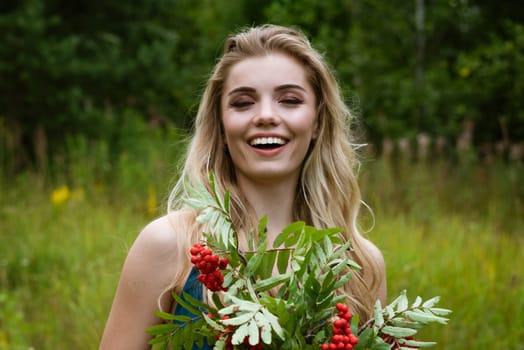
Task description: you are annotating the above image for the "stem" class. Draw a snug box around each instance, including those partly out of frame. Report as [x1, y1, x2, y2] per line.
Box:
[357, 318, 376, 335]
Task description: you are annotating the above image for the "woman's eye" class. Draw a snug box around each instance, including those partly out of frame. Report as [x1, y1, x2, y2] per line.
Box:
[230, 100, 253, 108]
[280, 98, 302, 105]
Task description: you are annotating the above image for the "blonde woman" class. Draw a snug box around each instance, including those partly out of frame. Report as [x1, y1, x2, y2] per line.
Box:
[100, 24, 386, 349]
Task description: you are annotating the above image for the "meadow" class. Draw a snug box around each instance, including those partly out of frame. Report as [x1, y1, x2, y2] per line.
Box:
[0, 126, 522, 349]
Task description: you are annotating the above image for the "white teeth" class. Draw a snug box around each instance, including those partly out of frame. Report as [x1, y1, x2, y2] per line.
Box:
[250, 137, 286, 146]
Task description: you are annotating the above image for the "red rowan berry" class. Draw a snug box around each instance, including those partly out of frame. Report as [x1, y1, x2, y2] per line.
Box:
[334, 318, 348, 329]
[190, 255, 201, 264]
[190, 243, 203, 255]
[200, 248, 212, 256]
[219, 257, 229, 269]
[336, 303, 348, 313]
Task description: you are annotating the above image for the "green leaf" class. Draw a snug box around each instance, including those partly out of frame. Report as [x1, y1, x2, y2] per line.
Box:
[170, 293, 200, 317]
[212, 293, 225, 310]
[202, 314, 225, 332]
[405, 310, 449, 324]
[255, 312, 273, 344]
[332, 272, 351, 289]
[291, 259, 300, 272]
[222, 311, 255, 326]
[385, 305, 395, 320]
[371, 343, 392, 350]
[248, 228, 256, 252]
[429, 307, 452, 316]
[381, 325, 418, 338]
[389, 318, 424, 329]
[276, 249, 291, 274]
[246, 250, 264, 276]
[262, 307, 284, 339]
[174, 291, 211, 315]
[422, 296, 440, 308]
[354, 328, 374, 350]
[412, 296, 422, 308]
[231, 322, 250, 345]
[209, 172, 222, 209]
[274, 221, 305, 248]
[154, 310, 180, 321]
[257, 250, 277, 279]
[320, 235, 333, 260]
[247, 319, 260, 345]
[223, 189, 231, 214]
[222, 270, 236, 288]
[311, 227, 343, 242]
[149, 334, 169, 345]
[386, 291, 404, 311]
[396, 291, 409, 312]
[254, 273, 291, 292]
[257, 215, 268, 240]
[225, 278, 245, 296]
[214, 339, 226, 350]
[400, 339, 437, 347]
[373, 300, 384, 329]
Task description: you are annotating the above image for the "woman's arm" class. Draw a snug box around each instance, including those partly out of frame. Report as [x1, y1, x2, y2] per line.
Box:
[99, 215, 184, 350]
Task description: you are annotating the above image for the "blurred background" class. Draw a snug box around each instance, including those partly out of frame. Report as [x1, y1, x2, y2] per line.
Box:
[0, 0, 522, 349]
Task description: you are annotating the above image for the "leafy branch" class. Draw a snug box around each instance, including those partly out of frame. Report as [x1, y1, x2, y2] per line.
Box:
[355, 291, 452, 350]
[150, 175, 451, 349]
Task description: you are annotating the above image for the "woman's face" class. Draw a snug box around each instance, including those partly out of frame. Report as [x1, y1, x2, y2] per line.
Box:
[221, 53, 318, 185]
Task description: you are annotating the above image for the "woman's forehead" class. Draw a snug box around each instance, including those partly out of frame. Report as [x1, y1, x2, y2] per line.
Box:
[223, 53, 312, 95]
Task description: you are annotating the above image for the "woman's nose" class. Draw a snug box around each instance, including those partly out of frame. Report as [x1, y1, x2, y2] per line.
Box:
[253, 98, 281, 126]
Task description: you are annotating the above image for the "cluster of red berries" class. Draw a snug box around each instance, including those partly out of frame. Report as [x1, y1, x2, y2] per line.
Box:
[190, 243, 229, 292]
[320, 303, 359, 350]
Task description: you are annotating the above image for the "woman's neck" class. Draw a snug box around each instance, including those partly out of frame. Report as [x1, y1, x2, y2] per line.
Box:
[236, 175, 298, 241]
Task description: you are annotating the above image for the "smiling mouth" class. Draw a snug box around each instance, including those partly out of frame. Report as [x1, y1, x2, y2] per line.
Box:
[249, 137, 288, 149]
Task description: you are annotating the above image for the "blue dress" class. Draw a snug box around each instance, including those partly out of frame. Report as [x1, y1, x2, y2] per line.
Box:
[173, 268, 212, 350]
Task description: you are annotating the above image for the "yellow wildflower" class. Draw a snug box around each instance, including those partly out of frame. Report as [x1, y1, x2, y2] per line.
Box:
[50, 185, 70, 206]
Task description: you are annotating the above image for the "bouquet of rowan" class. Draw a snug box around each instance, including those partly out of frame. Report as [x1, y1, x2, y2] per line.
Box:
[148, 175, 451, 350]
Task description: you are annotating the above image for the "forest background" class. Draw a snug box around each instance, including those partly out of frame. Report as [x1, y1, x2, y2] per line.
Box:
[0, 0, 522, 349]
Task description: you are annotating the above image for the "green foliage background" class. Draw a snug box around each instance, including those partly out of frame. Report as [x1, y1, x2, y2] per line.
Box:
[0, 0, 523, 349]
[1, 0, 524, 174]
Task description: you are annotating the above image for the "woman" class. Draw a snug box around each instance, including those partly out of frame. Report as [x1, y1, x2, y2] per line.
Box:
[100, 24, 386, 349]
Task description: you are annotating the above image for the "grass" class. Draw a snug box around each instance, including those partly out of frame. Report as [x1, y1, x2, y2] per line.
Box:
[360, 158, 524, 348]
[0, 130, 522, 349]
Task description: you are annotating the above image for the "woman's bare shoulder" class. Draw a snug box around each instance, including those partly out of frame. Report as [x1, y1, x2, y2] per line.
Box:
[135, 209, 195, 255]
[99, 209, 197, 349]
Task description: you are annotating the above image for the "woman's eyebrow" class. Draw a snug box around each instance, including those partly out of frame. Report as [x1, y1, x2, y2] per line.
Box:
[274, 84, 306, 92]
[226, 84, 306, 96]
[226, 86, 256, 96]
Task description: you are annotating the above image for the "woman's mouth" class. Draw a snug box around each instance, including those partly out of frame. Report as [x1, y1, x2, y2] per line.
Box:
[249, 137, 288, 150]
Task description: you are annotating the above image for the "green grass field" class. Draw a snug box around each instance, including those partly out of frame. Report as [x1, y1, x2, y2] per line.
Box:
[0, 132, 522, 349]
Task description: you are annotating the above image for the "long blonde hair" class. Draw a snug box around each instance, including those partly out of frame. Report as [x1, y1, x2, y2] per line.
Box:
[167, 24, 383, 321]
